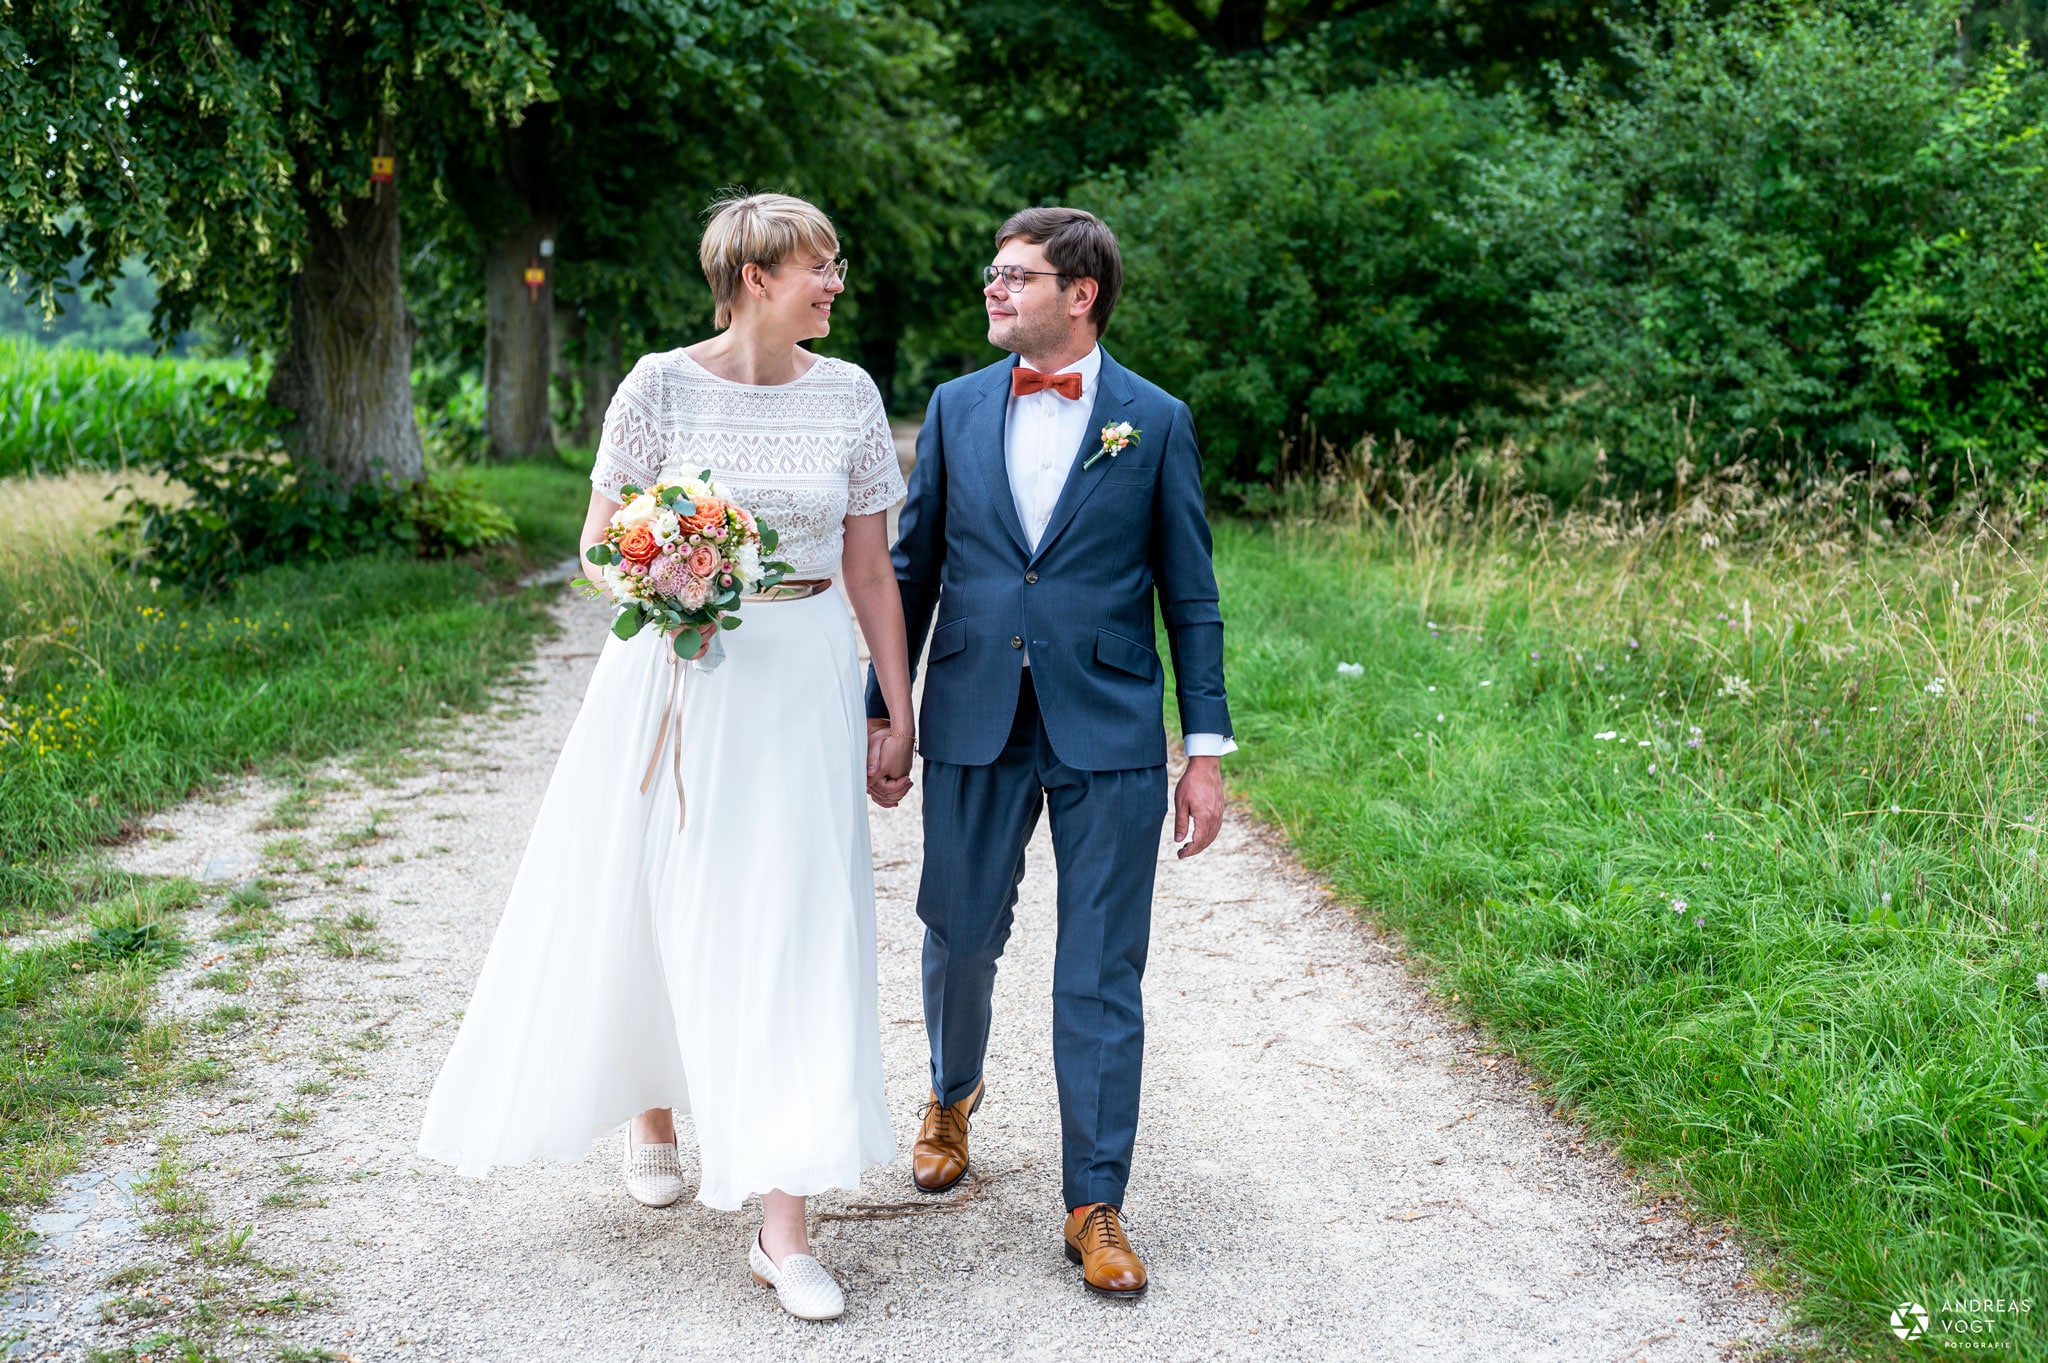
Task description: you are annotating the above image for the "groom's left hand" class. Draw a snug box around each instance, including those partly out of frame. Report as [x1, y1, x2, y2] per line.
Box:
[1173, 756, 1224, 859]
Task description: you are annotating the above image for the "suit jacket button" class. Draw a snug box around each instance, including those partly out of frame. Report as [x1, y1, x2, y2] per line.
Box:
[1024, 571, 1038, 584]
[1010, 636, 1023, 649]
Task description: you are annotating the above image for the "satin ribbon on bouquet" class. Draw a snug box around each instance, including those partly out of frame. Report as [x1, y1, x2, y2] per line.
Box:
[637, 634, 725, 834]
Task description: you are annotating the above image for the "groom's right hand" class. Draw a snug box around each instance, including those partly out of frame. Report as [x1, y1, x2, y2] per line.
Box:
[867, 719, 914, 808]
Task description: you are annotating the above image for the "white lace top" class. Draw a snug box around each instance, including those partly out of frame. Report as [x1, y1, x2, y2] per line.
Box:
[590, 350, 907, 578]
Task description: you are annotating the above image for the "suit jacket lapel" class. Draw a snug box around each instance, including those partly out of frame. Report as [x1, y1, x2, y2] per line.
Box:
[960, 357, 1031, 559]
[1028, 350, 1137, 565]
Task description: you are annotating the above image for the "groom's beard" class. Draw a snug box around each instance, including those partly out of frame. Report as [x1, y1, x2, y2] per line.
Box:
[990, 296, 1073, 359]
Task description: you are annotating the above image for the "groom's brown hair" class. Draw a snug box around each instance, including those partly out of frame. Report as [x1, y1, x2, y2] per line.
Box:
[995, 207, 1121, 334]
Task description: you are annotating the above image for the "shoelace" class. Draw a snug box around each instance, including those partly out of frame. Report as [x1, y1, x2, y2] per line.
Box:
[920, 1095, 968, 1145]
[1079, 1204, 1127, 1255]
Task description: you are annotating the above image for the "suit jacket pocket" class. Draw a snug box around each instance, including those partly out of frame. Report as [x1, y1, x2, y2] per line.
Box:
[928, 617, 969, 663]
[1094, 627, 1159, 680]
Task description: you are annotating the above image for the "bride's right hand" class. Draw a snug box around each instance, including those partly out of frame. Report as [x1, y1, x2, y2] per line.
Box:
[667, 621, 718, 661]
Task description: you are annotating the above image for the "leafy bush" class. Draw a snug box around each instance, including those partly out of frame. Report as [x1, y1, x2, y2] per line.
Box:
[0, 336, 256, 478]
[1089, 79, 1528, 497]
[109, 383, 514, 596]
[1462, 1, 2048, 488]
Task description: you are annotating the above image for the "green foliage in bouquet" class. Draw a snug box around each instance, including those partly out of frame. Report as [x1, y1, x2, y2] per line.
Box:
[583, 475, 792, 659]
[107, 382, 514, 597]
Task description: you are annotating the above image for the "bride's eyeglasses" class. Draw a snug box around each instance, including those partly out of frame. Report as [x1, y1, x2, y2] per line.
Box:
[982, 264, 1069, 292]
[783, 257, 849, 285]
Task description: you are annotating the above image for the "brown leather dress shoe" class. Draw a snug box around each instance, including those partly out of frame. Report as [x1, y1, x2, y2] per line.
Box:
[911, 1080, 983, 1193]
[1063, 1203, 1147, 1298]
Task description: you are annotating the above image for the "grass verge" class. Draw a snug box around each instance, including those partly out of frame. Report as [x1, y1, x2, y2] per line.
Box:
[1211, 496, 2048, 1358]
[0, 451, 590, 1273]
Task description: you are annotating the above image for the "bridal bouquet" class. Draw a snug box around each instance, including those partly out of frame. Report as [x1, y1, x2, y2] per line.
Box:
[583, 472, 791, 669]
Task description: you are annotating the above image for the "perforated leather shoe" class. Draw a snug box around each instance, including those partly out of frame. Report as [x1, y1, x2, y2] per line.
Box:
[911, 1080, 983, 1193]
[1063, 1202, 1147, 1298]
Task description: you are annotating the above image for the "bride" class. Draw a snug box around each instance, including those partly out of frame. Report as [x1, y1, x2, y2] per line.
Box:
[417, 191, 915, 1322]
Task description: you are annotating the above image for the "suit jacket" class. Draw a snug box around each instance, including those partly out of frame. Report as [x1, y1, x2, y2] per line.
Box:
[865, 347, 1231, 771]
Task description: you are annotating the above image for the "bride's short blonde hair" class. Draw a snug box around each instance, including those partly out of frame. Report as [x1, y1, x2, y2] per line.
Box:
[700, 191, 840, 329]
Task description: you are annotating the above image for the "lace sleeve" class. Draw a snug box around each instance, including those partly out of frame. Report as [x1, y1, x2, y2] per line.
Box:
[846, 368, 907, 517]
[590, 354, 667, 500]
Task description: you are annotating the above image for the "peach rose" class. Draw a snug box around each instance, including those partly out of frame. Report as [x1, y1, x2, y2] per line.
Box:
[676, 496, 725, 536]
[687, 545, 720, 577]
[617, 525, 660, 565]
[678, 576, 711, 610]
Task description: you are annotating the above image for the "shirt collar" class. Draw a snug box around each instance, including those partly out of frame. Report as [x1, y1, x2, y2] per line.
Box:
[1014, 343, 1102, 397]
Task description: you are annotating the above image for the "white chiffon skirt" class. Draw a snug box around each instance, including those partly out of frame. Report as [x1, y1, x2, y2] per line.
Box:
[416, 586, 894, 1210]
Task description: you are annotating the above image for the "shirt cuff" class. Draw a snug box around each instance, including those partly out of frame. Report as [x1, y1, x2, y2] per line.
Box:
[1182, 733, 1237, 758]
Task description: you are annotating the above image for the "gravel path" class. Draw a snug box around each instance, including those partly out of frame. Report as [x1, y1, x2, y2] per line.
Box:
[10, 584, 1790, 1362]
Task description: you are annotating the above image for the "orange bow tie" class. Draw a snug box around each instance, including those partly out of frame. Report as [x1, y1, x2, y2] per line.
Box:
[1011, 367, 1084, 400]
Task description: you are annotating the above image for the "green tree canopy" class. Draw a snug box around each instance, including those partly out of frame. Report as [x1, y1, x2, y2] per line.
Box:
[4, 0, 553, 482]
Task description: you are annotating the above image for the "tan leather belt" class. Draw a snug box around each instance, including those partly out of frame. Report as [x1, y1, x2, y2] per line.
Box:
[742, 577, 832, 602]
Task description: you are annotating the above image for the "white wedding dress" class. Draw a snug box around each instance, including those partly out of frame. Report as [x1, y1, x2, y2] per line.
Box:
[417, 350, 904, 1210]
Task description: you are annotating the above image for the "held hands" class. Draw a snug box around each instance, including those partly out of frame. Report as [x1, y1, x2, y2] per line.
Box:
[866, 718, 914, 807]
[1173, 755, 1224, 859]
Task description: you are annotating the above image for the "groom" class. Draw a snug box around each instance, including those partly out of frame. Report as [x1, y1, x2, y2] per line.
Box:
[865, 206, 1232, 1299]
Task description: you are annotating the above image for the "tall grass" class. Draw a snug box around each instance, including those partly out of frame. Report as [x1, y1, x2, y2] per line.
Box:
[0, 336, 255, 478]
[1211, 446, 2048, 1357]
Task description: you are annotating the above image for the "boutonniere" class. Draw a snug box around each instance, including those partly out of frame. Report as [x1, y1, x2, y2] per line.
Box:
[1082, 421, 1139, 471]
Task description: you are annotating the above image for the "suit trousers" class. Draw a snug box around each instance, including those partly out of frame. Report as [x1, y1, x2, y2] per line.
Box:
[916, 669, 1168, 1211]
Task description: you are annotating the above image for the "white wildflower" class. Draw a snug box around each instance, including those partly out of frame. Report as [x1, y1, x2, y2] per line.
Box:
[1718, 674, 1753, 700]
[1924, 677, 1948, 697]
[1594, 731, 1618, 741]
[1336, 661, 1364, 678]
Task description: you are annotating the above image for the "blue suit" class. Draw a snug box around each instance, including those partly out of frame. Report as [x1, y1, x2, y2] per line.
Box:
[866, 348, 1231, 1211]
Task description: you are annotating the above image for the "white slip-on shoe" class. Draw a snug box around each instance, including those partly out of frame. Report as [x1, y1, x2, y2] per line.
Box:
[621, 1129, 684, 1208]
[749, 1231, 845, 1321]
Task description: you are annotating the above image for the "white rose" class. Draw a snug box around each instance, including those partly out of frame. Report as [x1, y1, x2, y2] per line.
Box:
[615, 492, 660, 531]
[734, 542, 763, 585]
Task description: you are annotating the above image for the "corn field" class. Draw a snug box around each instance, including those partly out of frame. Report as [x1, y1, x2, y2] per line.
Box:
[0, 337, 254, 479]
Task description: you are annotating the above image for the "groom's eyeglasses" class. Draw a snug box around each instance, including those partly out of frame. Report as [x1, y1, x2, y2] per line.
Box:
[982, 264, 1069, 292]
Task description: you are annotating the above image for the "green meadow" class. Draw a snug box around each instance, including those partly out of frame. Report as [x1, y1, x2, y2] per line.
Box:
[1208, 479, 2048, 1357]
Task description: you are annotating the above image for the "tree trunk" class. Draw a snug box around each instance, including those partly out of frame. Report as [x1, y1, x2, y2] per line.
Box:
[267, 120, 423, 487]
[484, 110, 558, 461]
[572, 322, 624, 447]
[856, 271, 903, 414]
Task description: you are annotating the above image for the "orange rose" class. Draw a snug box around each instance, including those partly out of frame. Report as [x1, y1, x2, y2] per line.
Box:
[617, 525, 660, 565]
[676, 496, 725, 536]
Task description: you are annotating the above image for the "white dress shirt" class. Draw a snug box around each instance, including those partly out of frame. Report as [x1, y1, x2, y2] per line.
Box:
[1005, 346, 1236, 759]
